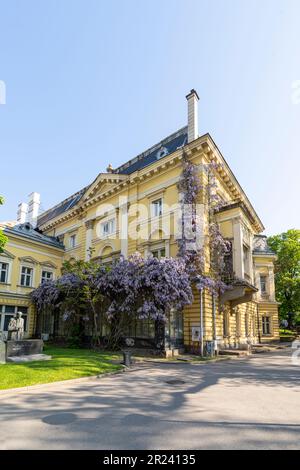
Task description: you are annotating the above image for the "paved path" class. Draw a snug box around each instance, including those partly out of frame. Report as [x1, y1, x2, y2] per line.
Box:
[0, 349, 299, 450]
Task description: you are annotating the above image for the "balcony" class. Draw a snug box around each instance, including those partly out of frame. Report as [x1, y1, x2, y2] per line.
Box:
[220, 273, 258, 307]
[260, 292, 271, 302]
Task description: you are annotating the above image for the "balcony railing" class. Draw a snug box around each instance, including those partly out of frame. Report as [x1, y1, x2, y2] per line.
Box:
[220, 270, 258, 307]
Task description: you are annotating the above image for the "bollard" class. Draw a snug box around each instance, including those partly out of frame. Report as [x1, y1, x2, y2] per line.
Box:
[122, 350, 132, 367]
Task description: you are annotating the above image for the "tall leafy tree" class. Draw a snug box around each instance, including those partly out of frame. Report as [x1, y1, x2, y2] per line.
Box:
[268, 229, 300, 326]
[0, 196, 8, 253]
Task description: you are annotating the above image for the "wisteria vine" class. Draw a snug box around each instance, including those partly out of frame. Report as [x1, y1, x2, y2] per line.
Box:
[177, 153, 230, 295]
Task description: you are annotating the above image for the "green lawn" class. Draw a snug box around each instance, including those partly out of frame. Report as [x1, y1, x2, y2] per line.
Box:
[0, 346, 122, 391]
[280, 328, 297, 337]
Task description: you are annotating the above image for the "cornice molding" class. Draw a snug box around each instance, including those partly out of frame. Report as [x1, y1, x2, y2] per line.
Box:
[39, 133, 264, 234]
[39, 261, 58, 269]
[0, 249, 16, 260]
[18, 256, 39, 265]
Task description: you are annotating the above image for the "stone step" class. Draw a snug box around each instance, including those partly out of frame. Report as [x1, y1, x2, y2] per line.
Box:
[219, 349, 249, 357]
[6, 354, 52, 363]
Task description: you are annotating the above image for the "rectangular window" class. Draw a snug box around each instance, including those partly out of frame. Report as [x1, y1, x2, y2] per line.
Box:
[69, 234, 76, 248]
[151, 248, 166, 259]
[20, 266, 33, 287]
[151, 198, 163, 217]
[262, 316, 271, 335]
[101, 219, 115, 237]
[0, 306, 28, 332]
[0, 262, 9, 283]
[41, 271, 53, 283]
[260, 275, 267, 294]
[4, 305, 15, 313]
[243, 245, 250, 274]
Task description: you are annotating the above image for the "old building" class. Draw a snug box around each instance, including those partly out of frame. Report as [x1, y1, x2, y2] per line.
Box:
[0, 209, 63, 339]
[0, 90, 280, 350]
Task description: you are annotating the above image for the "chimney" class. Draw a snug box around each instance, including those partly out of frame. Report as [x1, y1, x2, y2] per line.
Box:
[186, 89, 199, 143]
[17, 202, 28, 224]
[27, 192, 40, 227]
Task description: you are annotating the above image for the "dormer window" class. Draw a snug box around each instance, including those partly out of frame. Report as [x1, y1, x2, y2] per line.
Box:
[156, 147, 168, 160]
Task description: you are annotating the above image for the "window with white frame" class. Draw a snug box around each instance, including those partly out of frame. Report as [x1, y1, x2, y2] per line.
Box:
[262, 316, 271, 335]
[150, 248, 166, 259]
[101, 219, 115, 237]
[260, 275, 267, 294]
[20, 266, 33, 287]
[41, 270, 53, 283]
[151, 198, 163, 217]
[0, 305, 28, 332]
[0, 262, 9, 283]
[69, 234, 76, 248]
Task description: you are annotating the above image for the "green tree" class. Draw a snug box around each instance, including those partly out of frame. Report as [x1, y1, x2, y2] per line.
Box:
[61, 255, 108, 345]
[0, 196, 8, 253]
[268, 229, 300, 327]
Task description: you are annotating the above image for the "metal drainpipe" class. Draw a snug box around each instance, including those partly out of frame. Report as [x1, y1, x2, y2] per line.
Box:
[212, 293, 217, 355]
[200, 288, 204, 356]
[256, 303, 261, 344]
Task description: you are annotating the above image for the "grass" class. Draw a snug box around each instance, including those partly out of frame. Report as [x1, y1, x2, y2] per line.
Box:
[280, 328, 297, 337]
[0, 346, 123, 391]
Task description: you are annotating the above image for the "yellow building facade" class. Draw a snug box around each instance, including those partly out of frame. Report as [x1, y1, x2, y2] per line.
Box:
[0, 222, 63, 339]
[0, 90, 280, 350]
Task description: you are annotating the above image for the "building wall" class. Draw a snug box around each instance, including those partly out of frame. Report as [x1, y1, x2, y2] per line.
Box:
[37, 135, 280, 349]
[0, 234, 63, 339]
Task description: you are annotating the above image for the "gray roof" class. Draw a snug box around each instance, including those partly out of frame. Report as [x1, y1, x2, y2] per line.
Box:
[4, 223, 64, 249]
[37, 127, 188, 228]
[114, 127, 188, 174]
[37, 188, 87, 228]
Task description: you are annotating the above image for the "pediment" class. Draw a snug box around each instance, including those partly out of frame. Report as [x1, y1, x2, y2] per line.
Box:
[40, 261, 57, 269]
[19, 256, 39, 264]
[0, 249, 15, 260]
[82, 173, 128, 203]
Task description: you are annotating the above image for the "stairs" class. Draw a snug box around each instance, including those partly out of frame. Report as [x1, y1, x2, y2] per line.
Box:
[219, 349, 250, 357]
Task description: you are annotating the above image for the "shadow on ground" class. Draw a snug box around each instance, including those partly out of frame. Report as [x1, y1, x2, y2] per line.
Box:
[0, 350, 299, 450]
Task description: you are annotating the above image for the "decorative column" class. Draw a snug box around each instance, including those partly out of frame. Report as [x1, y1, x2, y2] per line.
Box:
[144, 244, 150, 259]
[232, 217, 244, 279]
[85, 220, 95, 261]
[268, 266, 275, 301]
[254, 266, 261, 300]
[165, 239, 170, 257]
[119, 199, 129, 259]
[248, 234, 254, 284]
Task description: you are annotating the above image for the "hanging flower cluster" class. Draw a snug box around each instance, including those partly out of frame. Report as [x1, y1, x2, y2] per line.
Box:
[177, 152, 204, 276]
[30, 280, 60, 311]
[177, 155, 230, 295]
[205, 163, 231, 293]
[178, 154, 202, 205]
[31, 254, 193, 327]
[97, 253, 193, 322]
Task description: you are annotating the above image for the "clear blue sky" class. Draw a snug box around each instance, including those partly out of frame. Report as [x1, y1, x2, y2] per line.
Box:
[0, 0, 299, 234]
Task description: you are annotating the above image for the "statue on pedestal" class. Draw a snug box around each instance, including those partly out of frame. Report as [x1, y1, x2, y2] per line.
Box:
[8, 315, 18, 340]
[16, 312, 25, 340]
